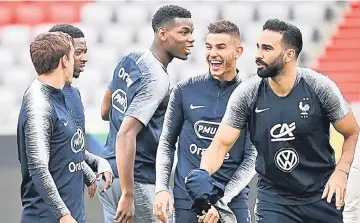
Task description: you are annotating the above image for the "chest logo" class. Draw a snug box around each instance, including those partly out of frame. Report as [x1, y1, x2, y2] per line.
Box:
[190, 104, 205, 110]
[274, 148, 299, 172]
[194, 120, 219, 140]
[71, 127, 85, 153]
[255, 107, 269, 113]
[299, 98, 310, 119]
[270, 122, 296, 142]
[112, 89, 128, 114]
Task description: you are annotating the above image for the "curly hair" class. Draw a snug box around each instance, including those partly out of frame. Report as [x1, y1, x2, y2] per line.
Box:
[151, 5, 191, 31]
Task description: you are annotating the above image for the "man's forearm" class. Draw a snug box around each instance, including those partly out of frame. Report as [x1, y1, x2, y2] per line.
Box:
[223, 146, 257, 203]
[200, 143, 227, 175]
[116, 131, 136, 195]
[31, 167, 70, 219]
[155, 146, 175, 193]
[83, 161, 97, 187]
[337, 132, 359, 173]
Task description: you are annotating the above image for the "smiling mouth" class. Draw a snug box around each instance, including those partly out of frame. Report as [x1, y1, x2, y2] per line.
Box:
[210, 60, 223, 69]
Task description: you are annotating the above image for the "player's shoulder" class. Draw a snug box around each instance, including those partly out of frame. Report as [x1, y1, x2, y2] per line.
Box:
[298, 67, 338, 90]
[235, 74, 263, 93]
[176, 72, 210, 89]
[22, 79, 53, 112]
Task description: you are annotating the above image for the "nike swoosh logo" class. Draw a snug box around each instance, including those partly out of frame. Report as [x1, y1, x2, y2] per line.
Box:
[255, 107, 269, 113]
[64, 120, 69, 126]
[190, 104, 205, 110]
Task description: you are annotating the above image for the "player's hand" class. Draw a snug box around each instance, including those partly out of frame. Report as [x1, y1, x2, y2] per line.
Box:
[87, 182, 97, 200]
[114, 194, 135, 223]
[153, 190, 174, 223]
[59, 214, 77, 223]
[322, 169, 348, 210]
[197, 206, 220, 223]
[97, 171, 113, 193]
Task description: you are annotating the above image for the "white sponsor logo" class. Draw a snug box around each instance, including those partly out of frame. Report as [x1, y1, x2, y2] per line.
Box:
[118, 67, 133, 87]
[68, 161, 85, 173]
[63, 120, 69, 126]
[112, 89, 127, 114]
[194, 120, 219, 140]
[274, 148, 299, 172]
[255, 107, 269, 113]
[71, 128, 85, 153]
[189, 143, 229, 159]
[190, 104, 205, 110]
[270, 122, 296, 142]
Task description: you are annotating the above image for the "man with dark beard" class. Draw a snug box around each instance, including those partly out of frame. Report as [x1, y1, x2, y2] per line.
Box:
[184, 19, 360, 223]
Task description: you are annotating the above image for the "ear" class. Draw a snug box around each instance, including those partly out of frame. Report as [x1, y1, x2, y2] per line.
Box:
[61, 55, 69, 68]
[156, 27, 167, 42]
[235, 45, 244, 59]
[285, 49, 296, 63]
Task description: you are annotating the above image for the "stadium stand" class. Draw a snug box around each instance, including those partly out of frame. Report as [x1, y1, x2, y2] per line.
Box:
[0, 0, 358, 141]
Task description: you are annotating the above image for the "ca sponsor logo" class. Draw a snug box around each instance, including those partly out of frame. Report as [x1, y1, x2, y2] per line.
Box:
[112, 89, 127, 114]
[118, 67, 133, 87]
[194, 120, 219, 141]
[270, 122, 296, 142]
[71, 127, 85, 153]
[68, 161, 85, 173]
[189, 143, 229, 160]
[274, 148, 299, 172]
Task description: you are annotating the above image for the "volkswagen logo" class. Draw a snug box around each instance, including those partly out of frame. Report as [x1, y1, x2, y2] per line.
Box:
[274, 148, 299, 172]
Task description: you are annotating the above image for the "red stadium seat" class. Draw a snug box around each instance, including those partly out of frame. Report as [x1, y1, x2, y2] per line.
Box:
[48, 3, 79, 23]
[15, 3, 46, 25]
[0, 5, 13, 26]
[313, 1, 360, 103]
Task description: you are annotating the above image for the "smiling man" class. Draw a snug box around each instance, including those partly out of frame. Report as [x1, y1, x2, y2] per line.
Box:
[154, 20, 256, 223]
[98, 5, 195, 223]
[185, 19, 359, 223]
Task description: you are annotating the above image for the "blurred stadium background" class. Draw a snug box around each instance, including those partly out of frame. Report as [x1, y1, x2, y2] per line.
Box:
[0, 0, 359, 222]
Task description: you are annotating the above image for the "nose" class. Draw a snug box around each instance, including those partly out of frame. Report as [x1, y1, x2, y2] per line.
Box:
[188, 34, 195, 44]
[209, 47, 218, 58]
[255, 49, 263, 60]
[81, 54, 88, 63]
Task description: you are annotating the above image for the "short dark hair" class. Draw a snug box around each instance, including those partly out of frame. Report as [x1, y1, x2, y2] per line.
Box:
[263, 19, 303, 58]
[30, 32, 73, 75]
[49, 24, 84, 39]
[207, 20, 241, 40]
[151, 5, 191, 31]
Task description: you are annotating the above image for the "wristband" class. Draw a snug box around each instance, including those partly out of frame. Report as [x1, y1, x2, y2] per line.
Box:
[335, 168, 349, 176]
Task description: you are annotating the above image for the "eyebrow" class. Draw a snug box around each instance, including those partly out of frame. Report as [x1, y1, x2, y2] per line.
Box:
[181, 27, 193, 32]
[205, 43, 227, 47]
[257, 43, 274, 49]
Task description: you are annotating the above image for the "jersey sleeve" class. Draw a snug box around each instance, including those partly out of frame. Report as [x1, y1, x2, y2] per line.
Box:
[83, 162, 97, 187]
[84, 150, 113, 175]
[222, 127, 257, 204]
[23, 91, 70, 219]
[302, 69, 350, 123]
[222, 76, 261, 130]
[125, 66, 168, 127]
[155, 83, 184, 193]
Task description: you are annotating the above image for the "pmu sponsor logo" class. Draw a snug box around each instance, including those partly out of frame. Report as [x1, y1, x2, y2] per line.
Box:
[68, 161, 85, 173]
[71, 127, 85, 153]
[194, 120, 219, 140]
[112, 89, 127, 114]
[189, 144, 229, 160]
[118, 67, 133, 87]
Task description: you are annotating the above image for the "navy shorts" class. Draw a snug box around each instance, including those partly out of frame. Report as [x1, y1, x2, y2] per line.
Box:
[254, 199, 343, 223]
[174, 207, 250, 223]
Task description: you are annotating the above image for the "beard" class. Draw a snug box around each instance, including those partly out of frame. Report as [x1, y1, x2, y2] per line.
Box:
[256, 54, 285, 78]
[73, 70, 80, 79]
